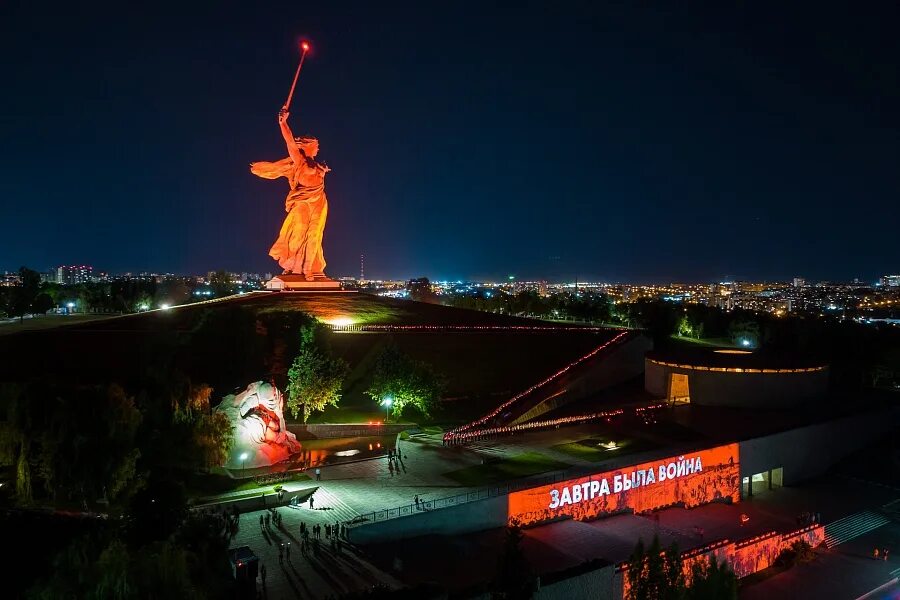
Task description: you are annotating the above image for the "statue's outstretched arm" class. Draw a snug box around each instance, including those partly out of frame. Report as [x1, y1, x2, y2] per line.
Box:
[278, 109, 303, 166]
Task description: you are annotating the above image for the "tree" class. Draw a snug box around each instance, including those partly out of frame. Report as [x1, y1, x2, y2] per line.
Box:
[193, 412, 233, 471]
[365, 343, 446, 419]
[286, 324, 349, 421]
[209, 270, 234, 298]
[11, 266, 41, 321]
[407, 277, 438, 303]
[492, 520, 534, 599]
[625, 536, 683, 600]
[728, 319, 760, 348]
[686, 555, 737, 600]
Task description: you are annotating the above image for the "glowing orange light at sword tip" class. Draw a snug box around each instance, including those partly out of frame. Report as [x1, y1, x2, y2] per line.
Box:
[301, 41, 310, 52]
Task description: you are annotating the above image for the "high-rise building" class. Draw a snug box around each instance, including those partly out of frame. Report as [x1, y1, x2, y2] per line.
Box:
[56, 265, 93, 285]
[792, 277, 806, 288]
[880, 275, 900, 288]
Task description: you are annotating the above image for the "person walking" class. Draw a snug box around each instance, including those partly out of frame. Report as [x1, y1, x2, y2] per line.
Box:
[261, 563, 267, 586]
[397, 446, 402, 460]
[278, 543, 284, 563]
[315, 467, 321, 481]
[286, 542, 291, 561]
[309, 495, 315, 509]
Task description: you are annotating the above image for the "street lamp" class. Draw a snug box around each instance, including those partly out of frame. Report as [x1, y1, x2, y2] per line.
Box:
[382, 396, 393, 422]
[66, 302, 75, 314]
[240, 452, 249, 472]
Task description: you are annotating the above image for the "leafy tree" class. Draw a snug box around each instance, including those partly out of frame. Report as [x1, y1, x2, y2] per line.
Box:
[32, 292, 54, 314]
[728, 319, 760, 347]
[625, 536, 683, 600]
[686, 555, 737, 600]
[286, 324, 349, 421]
[492, 520, 534, 599]
[11, 266, 41, 321]
[192, 412, 233, 471]
[407, 277, 438, 303]
[365, 342, 446, 419]
[209, 270, 234, 298]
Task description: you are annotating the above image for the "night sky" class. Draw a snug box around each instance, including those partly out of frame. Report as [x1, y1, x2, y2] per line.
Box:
[2, 1, 899, 282]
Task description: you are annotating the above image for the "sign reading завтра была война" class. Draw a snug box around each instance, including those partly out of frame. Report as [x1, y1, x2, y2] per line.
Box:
[507, 443, 740, 526]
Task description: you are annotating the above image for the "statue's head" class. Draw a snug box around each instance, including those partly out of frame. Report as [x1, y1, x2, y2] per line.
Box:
[295, 136, 319, 158]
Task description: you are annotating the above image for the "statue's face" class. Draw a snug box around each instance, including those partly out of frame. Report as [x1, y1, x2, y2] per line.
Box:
[301, 141, 319, 158]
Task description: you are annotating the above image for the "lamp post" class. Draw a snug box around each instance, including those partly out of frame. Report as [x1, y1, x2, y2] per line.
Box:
[240, 452, 249, 472]
[382, 396, 393, 423]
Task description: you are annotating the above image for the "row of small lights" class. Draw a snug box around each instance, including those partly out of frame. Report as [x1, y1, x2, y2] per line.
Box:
[443, 402, 667, 444]
[328, 323, 620, 333]
[446, 331, 631, 438]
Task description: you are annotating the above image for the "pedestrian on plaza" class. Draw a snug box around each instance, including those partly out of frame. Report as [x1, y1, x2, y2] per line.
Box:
[265, 513, 270, 528]
[874, 548, 880, 560]
[259, 514, 264, 528]
[397, 447, 402, 460]
[309, 495, 315, 509]
[389, 461, 394, 476]
[286, 542, 291, 560]
[278, 543, 284, 563]
[884, 548, 890, 561]
[261, 563, 267, 585]
[315, 467, 321, 481]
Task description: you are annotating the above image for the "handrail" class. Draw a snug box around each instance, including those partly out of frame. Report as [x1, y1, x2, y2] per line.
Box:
[346, 466, 580, 528]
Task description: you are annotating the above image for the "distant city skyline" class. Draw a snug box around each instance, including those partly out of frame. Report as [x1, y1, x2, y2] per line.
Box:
[3, 3, 899, 285]
[2, 262, 897, 287]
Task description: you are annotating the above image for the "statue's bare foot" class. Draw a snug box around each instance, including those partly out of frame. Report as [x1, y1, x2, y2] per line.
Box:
[304, 274, 315, 282]
[282, 269, 292, 275]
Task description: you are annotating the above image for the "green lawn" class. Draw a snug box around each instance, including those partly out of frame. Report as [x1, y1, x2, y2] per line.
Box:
[551, 437, 658, 462]
[671, 335, 735, 347]
[442, 451, 570, 486]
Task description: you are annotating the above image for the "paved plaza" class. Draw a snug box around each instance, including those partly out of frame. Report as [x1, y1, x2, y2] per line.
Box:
[226, 426, 900, 599]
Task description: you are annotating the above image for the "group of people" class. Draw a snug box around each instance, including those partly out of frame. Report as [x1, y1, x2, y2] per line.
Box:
[797, 511, 820, 526]
[873, 547, 890, 561]
[259, 507, 284, 530]
[387, 446, 406, 477]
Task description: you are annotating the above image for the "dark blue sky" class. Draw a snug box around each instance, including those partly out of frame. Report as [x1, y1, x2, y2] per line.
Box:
[2, 1, 898, 282]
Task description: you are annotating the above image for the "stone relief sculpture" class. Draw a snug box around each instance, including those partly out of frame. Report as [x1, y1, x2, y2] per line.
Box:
[214, 381, 301, 469]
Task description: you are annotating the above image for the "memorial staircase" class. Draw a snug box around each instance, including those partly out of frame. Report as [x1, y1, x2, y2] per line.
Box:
[823, 510, 890, 547]
[311, 488, 361, 524]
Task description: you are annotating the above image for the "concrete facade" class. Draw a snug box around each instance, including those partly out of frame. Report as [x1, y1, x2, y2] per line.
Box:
[738, 407, 899, 485]
[350, 494, 508, 544]
[645, 358, 829, 408]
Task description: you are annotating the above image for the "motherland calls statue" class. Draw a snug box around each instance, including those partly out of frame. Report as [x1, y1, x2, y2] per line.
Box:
[250, 109, 331, 280]
[214, 381, 302, 470]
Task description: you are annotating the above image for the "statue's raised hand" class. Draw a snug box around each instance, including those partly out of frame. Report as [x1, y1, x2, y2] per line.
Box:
[278, 109, 290, 124]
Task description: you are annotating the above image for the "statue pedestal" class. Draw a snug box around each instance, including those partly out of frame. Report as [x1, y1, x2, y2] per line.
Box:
[265, 274, 342, 291]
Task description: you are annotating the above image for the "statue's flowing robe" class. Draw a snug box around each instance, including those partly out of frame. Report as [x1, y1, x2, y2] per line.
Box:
[251, 156, 328, 275]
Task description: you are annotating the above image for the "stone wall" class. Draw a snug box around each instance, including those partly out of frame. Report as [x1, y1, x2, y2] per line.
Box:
[287, 423, 409, 440]
[349, 494, 509, 544]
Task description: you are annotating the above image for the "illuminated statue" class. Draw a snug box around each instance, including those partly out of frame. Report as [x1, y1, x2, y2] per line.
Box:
[214, 381, 301, 469]
[250, 109, 331, 280]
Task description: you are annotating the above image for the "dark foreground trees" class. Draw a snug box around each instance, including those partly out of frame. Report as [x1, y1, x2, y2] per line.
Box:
[626, 536, 738, 600]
